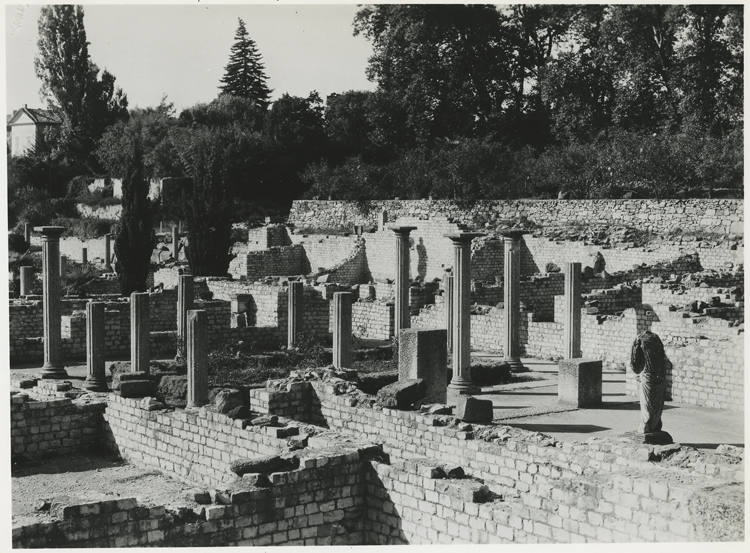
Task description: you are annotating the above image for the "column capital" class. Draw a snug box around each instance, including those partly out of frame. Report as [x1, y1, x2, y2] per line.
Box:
[388, 225, 417, 236]
[34, 226, 66, 239]
[444, 232, 485, 244]
[498, 229, 530, 241]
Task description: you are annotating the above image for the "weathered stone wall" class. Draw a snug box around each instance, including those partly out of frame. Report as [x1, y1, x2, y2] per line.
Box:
[10, 394, 105, 460]
[288, 199, 744, 236]
[74, 203, 122, 220]
[352, 301, 394, 340]
[292, 234, 360, 274]
[246, 224, 292, 251]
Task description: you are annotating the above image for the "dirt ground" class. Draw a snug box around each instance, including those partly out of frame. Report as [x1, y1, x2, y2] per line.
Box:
[12, 453, 200, 527]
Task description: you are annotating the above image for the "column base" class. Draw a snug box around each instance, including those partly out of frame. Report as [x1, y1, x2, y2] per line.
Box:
[83, 377, 109, 392]
[41, 365, 68, 379]
[448, 378, 480, 395]
[505, 357, 527, 373]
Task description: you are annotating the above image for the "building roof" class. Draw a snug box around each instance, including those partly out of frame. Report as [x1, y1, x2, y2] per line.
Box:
[8, 106, 61, 126]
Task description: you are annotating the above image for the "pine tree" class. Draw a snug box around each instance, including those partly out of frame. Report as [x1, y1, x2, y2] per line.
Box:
[219, 18, 272, 109]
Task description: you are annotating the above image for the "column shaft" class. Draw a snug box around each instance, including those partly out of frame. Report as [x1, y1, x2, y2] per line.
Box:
[20, 266, 33, 296]
[503, 235, 526, 372]
[24, 223, 31, 244]
[187, 309, 209, 408]
[105, 234, 111, 269]
[177, 275, 194, 359]
[36, 226, 67, 378]
[333, 292, 352, 369]
[131, 292, 151, 374]
[60, 255, 68, 278]
[444, 271, 454, 355]
[82, 247, 88, 265]
[288, 281, 303, 348]
[390, 226, 416, 336]
[564, 262, 582, 359]
[172, 225, 179, 260]
[84, 302, 108, 391]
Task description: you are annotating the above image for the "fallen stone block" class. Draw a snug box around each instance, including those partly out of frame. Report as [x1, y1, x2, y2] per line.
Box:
[226, 405, 253, 420]
[214, 388, 244, 414]
[251, 415, 279, 427]
[455, 396, 493, 423]
[188, 489, 212, 504]
[230, 455, 299, 476]
[376, 378, 425, 409]
[238, 475, 272, 490]
[118, 380, 157, 398]
[139, 397, 166, 411]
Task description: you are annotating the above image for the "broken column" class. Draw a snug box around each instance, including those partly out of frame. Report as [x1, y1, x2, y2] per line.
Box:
[172, 225, 179, 260]
[24, 222, 31, 245]
[399, 328, 447, 404]
[564, 262, 582, 359]
[389, 225, 417, 336]
[20, 266, 33, 296]
[84, 302, 108, 391]
[445, 232, 484, 394]
[332, 292, 352, 369]
[378, 210, 388, 232]
[131, 292, 150, 374]
[60, 255, 68, 278]
[499, 230, 528, 373]
[35, 226, 67, 379]
[287, 281, 303, 348]
[177, 274, 194, 360]
[187, 309, 208, 408]
[444, 269, 454, 355]
[104, 234, 112, 270]
[81, 247, 88, 265]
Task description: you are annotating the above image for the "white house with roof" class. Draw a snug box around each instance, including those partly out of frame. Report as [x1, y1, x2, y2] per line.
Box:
[7, 105, 61, 157]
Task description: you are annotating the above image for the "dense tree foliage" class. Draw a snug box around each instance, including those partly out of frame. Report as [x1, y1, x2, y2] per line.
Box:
[114, 129, 156, 295]
[219, 18, 272, 109]
[35, 5, 128, 172]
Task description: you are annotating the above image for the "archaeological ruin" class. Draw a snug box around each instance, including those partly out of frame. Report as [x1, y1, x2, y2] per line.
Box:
[9, 198, 745, 546]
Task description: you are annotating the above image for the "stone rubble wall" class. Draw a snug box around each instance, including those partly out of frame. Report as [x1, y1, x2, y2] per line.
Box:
[554, 286, 643, 321]
[74, 203, 122, 220]
[288, 199, 744, 236]
[352, 301, 394, 340]
[246, 224, 292, 251]
[292, 234, 360, 274]
[10, 394, 105, 460]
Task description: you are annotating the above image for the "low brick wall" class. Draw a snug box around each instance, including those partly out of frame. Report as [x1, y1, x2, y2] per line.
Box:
[352, 301, 394, 340]
[10, 394, 105, 461]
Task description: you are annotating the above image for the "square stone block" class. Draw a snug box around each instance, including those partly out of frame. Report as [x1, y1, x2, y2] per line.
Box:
[558, 359, 602, 408]
[398, 328, 447, 404]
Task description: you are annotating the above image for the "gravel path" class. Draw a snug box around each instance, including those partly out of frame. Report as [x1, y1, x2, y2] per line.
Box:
[12, 454, 200, 527]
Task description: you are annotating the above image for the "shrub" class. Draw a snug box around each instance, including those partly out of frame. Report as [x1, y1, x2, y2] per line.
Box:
[8, 233, 29, 254]
[66, 175, 95, 198]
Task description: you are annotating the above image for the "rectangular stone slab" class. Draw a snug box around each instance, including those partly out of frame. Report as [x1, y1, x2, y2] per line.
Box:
[558, 358, 603, 407]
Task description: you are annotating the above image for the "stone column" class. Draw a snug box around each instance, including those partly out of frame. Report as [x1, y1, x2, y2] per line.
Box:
[35, 226, 67, 379]
[389, 225, 417, 336]
[172, 225, 179, 260]
[177, 274, 194, 360]
[104, 234, 112, 269]
[24, 222, 31, 245]
[564, 262, 582, 359]
[444, 269, 454, 355]
[287, 281, 303, 348]
[333, 292, 352, 369]
[82, 247, 88, 265]
[378, 210, 388, 232]
[84, 302, 108, 391]
[131, 292, 151, 374]
[500, 230, 528, 373]
[60, 255, 68, 278]
[187, 309, 208, 408]
[20, 266, 33, 296]
[445, 232, 484, 394]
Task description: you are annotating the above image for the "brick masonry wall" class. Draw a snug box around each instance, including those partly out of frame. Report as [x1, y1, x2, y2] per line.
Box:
[352, 301, 394, 340]
[246, 224, 292, 251]
[10, 394, 105, 460]
[288, 199, 744, 236]
[292, 234, 361, 274]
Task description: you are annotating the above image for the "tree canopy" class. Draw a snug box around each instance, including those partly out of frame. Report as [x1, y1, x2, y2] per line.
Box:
[219, 18, 272, 109]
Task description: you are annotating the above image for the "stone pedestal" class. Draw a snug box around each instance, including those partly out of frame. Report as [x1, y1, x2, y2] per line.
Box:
[564, 262, 582, 359]
[444, 232, 484, 394]
[558, 358, 602, 407]
[104, 234, 112, 269]
[389, 225, 417, 336]
[60, 255, 68, 278]
[500, 230, 528, 372]
[82, 247, 88, 265]
[287, 281, 303, 348]
[84, 302, 108, 391]
[398, 328, 447, 404]
[378, 210, 388, 232]
[35, 226, 67, 378]
[333, 292, 353, 369]
[20, 266, 33, 296]
[177, 275, 194, 360]
[187, 309, 208, 408]
[172, 225, 180, 260]
[24, 222, 31, 245]
[444, 270, 454, 355]
[131, 292, 150, 374]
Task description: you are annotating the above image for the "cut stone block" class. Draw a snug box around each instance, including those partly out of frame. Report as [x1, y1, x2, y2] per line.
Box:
[455, 396, 493, 423]
[214, 388, 244, 414]
[398, 328, 448, 404]
[376, 378, 425, 409]
[558, 358, 603, 407]
[118, 380, 157, 398]
[229, 455, 299, 476]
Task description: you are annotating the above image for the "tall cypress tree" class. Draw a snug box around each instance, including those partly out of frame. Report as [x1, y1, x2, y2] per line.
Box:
[219, 18, 272, 109]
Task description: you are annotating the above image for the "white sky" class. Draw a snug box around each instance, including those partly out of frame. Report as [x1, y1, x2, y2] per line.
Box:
[4, 2, 378, 113]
